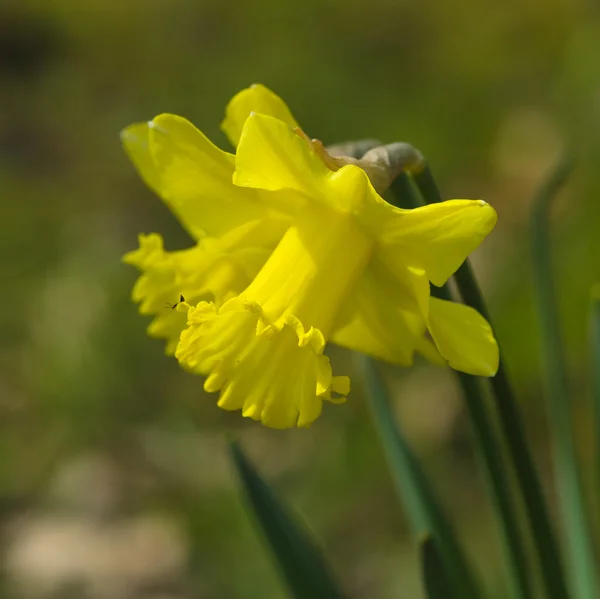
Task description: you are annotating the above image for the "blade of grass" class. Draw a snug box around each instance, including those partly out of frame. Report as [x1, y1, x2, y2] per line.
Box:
[592, 292, 600, 474]
[591, 290, 600, 535]
[391, 175, 533, 599]
[412, 162, 570, 599]
[530, 156, 597, 599]
[229, 441, 345, 599]
[420, 535, 457, 599]
[361, 356, 482, 599]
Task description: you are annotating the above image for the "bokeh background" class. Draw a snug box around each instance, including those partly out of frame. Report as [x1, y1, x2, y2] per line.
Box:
[2, 1, 600, 597]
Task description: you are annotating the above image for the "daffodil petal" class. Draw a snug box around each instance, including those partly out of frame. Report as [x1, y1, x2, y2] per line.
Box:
[221, 84, 298, 148]
[234, 112, 330, 200]
[234, 112, 376, 215]
[415, 336, 446, 366]
[377, 200, 498, 286]
[121, 122, 162, 195]
[427, 297, 499, 376]
[374, 254, 497, 374]
[147, 113, 270, 239]
[123, 233, 204, 353]
[331, 255, 446, 367]
[122, 228, 276, 354]
[331, 265, 427, 365]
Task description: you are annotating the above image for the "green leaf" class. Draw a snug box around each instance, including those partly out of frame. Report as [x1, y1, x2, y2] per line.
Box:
[591, 291, 600, 510]
[530, 156, 598, 599]
[229, 441, 345, 599]
[420, 535, 457, 599]
[361, 356, 482, 599]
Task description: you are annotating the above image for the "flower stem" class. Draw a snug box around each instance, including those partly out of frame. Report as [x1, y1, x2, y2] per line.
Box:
[530, 156, 597, 599]
[411, 165, 570, 599]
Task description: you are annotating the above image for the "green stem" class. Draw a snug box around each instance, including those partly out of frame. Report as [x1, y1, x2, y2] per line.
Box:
[412, 164, 570, 599]
[391, 175, 533, 599]
[530, 157, 597, 599]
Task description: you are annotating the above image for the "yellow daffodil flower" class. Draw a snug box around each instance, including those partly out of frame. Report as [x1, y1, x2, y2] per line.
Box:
[123, 84, 499, 429]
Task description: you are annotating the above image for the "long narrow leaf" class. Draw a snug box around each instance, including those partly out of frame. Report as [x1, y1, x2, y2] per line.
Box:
[591, 291, 600, 505]
[413, 162, 570, 599]
[420, 535, 457, 599]
[361, 356, 482, 599]
[530, 156, 597, 599]
[229, 441, 345, 599]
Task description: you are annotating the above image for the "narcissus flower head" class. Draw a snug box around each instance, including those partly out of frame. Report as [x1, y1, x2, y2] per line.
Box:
[122, 84, 499, 429]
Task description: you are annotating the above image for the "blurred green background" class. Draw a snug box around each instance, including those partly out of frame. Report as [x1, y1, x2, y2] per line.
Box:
[2, 0, 600, 597]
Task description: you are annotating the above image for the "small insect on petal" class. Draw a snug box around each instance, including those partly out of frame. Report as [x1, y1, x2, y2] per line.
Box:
[166, 294, 186, 310]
